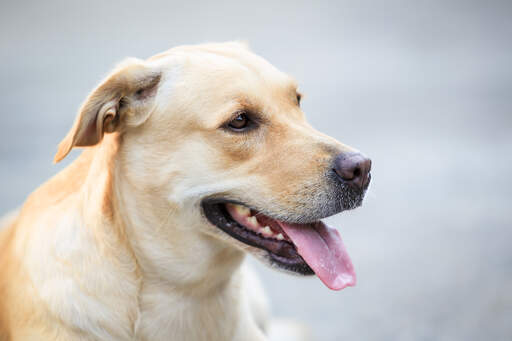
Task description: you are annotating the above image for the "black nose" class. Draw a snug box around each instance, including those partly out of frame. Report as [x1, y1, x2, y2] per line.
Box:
[333, 152, 372, 190]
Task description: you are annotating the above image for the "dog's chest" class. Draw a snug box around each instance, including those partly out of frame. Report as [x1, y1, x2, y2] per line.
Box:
[134, 282, 262, 341]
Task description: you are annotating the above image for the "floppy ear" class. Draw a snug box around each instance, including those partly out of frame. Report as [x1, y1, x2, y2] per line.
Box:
[54, 58, 161, 163]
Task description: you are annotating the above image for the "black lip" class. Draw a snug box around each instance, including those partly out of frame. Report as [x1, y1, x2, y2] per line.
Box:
[201, 199, 314, 275]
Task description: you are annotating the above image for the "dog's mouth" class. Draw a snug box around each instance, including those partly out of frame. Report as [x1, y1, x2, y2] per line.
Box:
[202, 200, 356, 291]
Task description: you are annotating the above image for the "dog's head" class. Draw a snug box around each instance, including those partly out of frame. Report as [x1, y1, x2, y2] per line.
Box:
[55, 42, 371, 290]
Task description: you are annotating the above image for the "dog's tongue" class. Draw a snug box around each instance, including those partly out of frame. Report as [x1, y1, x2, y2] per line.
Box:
[277, 221, 356, 290]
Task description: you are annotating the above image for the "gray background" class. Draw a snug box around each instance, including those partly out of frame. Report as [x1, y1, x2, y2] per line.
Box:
[1, 0, 511, 340]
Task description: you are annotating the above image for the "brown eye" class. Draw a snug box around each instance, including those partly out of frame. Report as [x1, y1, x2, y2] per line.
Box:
[296, 93, 302, 106]
[228, 113, 249, 130]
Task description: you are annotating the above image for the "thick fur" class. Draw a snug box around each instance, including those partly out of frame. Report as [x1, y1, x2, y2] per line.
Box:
[0, 42, 358, 340]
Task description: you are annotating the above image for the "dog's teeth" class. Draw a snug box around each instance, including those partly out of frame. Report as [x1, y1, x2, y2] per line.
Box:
[234, 204, 251, 217]
[247, 216, 259, 227]
[276, 233, 284, 240]
[261, 226, 272, 236]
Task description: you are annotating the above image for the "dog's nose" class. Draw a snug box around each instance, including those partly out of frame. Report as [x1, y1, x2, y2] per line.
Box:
[333, 152, 372, 190]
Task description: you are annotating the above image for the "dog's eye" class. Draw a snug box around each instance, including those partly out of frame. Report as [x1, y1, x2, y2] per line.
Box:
[228, 113, 249, 130]
[296, 93, 302, 106]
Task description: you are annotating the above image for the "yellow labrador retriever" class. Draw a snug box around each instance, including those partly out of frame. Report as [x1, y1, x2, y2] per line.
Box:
[0, 42, 371, 341]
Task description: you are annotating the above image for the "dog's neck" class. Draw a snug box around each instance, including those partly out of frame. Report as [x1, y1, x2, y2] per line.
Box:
[82, 135, 252, 339]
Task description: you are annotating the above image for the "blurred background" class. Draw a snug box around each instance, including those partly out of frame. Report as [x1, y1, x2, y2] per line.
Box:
[1, 0, 511, 340]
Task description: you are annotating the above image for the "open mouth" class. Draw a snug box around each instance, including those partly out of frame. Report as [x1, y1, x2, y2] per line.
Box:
[202, 200, 356, 291]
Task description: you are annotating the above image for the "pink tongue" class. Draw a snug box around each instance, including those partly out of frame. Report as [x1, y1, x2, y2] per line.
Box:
[277, 221, 356, 290]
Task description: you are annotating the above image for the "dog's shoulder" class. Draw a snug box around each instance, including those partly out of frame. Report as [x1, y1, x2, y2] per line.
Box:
[0, 211, 18, 341]
[0, 209, 19, 262]
[0, 209, 19, 232]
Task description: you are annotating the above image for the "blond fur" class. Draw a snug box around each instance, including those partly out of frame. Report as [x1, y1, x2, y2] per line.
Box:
[0, 42, 356, 340]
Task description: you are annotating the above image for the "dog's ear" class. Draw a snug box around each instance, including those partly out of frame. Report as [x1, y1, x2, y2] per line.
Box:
[54, 58, 161, 163]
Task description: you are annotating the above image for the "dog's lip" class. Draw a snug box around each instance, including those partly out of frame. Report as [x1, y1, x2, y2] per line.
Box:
[201, 199, 314, 274]
[202, 198, 326, 224]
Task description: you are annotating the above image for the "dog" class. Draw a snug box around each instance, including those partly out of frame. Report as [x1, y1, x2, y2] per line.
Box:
[0, 42, 371, 341]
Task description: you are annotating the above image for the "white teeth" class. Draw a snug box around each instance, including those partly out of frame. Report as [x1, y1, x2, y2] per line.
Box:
[247, 216, 259, 227]
[234, 204, 251, 217]
[227, 204, 287, 242]
[261, 226, 272, 236]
